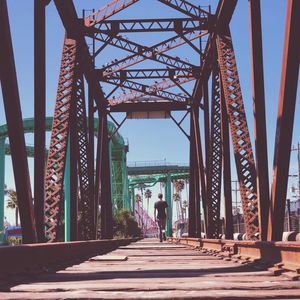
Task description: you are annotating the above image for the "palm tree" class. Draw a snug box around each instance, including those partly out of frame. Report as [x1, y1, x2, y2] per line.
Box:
[6, 189, 19, 227]
[135, 194, 142, 226]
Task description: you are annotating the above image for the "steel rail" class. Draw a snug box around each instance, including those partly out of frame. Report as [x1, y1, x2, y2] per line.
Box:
[169, 237, 300, 278]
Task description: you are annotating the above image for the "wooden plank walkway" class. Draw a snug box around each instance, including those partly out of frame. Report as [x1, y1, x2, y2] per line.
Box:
[1, 238, 300, 299]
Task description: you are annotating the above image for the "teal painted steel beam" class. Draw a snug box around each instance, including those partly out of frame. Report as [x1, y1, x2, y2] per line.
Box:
[64, 141, 70, 242]
[0, 138, 5, 242]
[131, 187, 135, 213]
[165, 173, 172, 236]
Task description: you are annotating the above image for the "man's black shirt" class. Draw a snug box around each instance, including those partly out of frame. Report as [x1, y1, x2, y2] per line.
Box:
[154, 200, 168, 219]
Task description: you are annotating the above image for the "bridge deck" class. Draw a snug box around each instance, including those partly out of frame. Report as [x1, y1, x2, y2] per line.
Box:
[1, 239, 300, 299]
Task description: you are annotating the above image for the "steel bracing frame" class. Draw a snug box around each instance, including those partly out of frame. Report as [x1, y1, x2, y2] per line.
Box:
[206, 46, 222, 239]
[216, 27, 259, 240]
[1, 0, 298, 244]
[44, 37, 78, 242]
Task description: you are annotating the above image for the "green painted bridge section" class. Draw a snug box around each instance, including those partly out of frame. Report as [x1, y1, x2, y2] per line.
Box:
[0, 117, 128, 242]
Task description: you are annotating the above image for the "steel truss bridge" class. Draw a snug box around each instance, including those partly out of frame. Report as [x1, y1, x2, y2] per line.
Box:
[0, 0, 299, 296]
[0, 117, 130, 242]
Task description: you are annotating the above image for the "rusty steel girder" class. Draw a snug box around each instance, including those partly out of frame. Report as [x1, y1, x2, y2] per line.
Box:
[216, 27, 258, 240]
[95, 31, 204, 76]
[207, 47, 222, 239]
[104, 78, 188, 103]
[74, 72, 94, 240]
[44, 37, 78, 242]
[84, 0, 140, 27]
[158, 0, 211, 19]
[89, 18, 207, 34]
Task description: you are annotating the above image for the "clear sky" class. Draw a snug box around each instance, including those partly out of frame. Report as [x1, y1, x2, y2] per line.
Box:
[1, 0, 299, 225]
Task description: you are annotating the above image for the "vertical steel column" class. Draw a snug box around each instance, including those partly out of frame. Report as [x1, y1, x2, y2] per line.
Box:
[34, 0, 47, 242]
[98, 110, 113, 239]
[44, 37, 77, 242]
[192, 106, 206, 237]
[70, 96, 78, 241]
[217, 27, 258, 240]
[207, 51, 222, 239]
[268, 0, 300, 241]
[165, 173, 172, 236]
[220, 85, 233, 239]
[75, 71, 94, 240]
[203, 80, 210, 178]
[248, 0, 270, 241]
[131, 187, 135, 213]
[0, 138, 5, 242]
[64, 141, 71, 242]
[0, 0, 36, 244]
[188, 112, 196, 237]
[88, 84, 95, 236]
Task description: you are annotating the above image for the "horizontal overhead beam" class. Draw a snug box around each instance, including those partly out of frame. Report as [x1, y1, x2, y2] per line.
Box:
[100, 68, 199, 80]
[85, 18, 209, 33]
[109, 101, 189, 112]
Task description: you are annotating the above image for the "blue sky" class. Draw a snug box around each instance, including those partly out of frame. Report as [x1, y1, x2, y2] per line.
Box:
[1, 0, 299, 224]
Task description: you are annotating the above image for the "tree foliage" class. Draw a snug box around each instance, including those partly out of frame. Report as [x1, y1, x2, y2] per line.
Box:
[113, 209, 141, 239]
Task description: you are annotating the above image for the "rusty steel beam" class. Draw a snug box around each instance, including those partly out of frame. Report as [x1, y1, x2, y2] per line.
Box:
[88, 18, 208, 34]
[34, 0, 48, 243]
[203, 80, 210, 179]
[170, 237, 300, 277]
[109, 102, 188, 112]
[89, 31, 198, 74]
[192, 106, 207, 237]
[95, 31, 204, 76]
[207, 50, 222, 239]
[192, 0, 237, 101]
[158, 0, 211, 19]
[101, 68, 197, 81]
[88, 85, 95, 236]
[188, 112, 196, 237]
[44, 37, 78, 242]
[75, 72, 94, 240]
[220, 82, 233, 239]
[54, 0, 107, 111]
[0, 0, 36, 244]
[268, 0, 300, 242]
[216, 27, 259, 240]
[191, 107, 202, 237]
[97, 111, 113, 239]
[84, 0, 140, 27]
[69, 91, 79, 241]
[109, 77, 193, 105]
[104, 78, 189, 103]
[248, 0, 270, 241]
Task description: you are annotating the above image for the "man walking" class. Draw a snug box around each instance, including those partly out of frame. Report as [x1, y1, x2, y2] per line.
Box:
[154, 193, 169, 242]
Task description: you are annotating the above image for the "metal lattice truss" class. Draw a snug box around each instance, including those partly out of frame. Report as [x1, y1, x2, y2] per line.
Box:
[158, 0, 211, 19]
[84, 0, 140, 27]
[84, 0, 211, 106]
[44, 37, 77, 242]
[74, 72, 94, 240]
[90, 18, 207, 34]
[207, 45, 222, 238]
[216, 27, 259, 240]
[45, 37, 93, 242]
